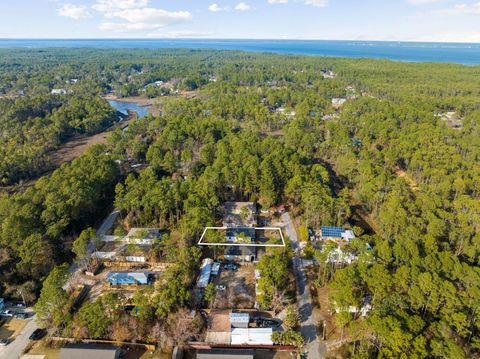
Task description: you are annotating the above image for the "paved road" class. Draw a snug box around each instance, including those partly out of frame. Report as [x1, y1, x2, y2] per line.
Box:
[282, 213, 326, 359]
[0, 315, 38, 359]
[97, 210, 120, 237]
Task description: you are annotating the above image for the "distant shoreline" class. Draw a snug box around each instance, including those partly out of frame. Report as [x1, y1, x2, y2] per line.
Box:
[1, 39, 479, 65]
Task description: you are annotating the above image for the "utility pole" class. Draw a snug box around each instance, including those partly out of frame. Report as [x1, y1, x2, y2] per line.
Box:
[18, 289, 26, 307]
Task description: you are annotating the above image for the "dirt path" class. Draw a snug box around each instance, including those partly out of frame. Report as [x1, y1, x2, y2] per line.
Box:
[0, 113, 135, 193]
[50, 112, 136, 168]
[394, 166, 419, 192]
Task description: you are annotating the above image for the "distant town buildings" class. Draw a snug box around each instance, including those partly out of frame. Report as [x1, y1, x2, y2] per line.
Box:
[332, 98, 347, 109]
[51, 88, 67, 95]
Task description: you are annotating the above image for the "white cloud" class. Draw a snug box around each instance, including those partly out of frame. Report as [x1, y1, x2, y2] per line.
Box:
[58, 4, 91, 19]
[235, 2, 251, 11]
[407, 0, 443, 4]
[93, 0, 192, 34]
[268, 0, 289, 3]
[99, 22, 162, 32]
[108, 8, 192, 23]
[208, 3, 227, 12]
[146, 30, 214, 38]
[93, 0, 149, 13]
[304, 0, 328, 7]
[434, 2, 480, 15]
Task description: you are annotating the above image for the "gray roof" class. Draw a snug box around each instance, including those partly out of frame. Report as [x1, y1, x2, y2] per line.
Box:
[196, 349, 254, 359]
[59, 344, 121, 359]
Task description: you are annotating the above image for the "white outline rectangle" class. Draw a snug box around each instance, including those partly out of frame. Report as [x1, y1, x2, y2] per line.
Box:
[198, 227, 285, 247]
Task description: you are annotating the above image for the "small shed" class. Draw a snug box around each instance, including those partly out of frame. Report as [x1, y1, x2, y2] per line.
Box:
[230, 312, 250, 328]
[59, 344, 121, 359]
[107, 271, 152, 285]
[211, 262, 221, 276]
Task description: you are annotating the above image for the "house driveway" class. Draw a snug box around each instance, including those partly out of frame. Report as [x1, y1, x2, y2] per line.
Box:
[281, 213, 326, 359]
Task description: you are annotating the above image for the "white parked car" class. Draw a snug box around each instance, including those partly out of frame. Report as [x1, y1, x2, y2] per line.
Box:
[0, 310, 14, 317]
[215, 285, 226, 291]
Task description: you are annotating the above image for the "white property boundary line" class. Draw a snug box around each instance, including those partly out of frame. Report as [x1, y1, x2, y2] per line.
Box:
[198, 226, 285, 247]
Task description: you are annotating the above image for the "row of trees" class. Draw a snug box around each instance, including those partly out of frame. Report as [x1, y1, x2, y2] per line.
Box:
[0, 95, 116, 185]
[0, 146, 118, 300]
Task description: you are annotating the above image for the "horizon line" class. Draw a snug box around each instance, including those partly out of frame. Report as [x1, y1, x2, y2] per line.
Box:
[0, 38, 480, 45]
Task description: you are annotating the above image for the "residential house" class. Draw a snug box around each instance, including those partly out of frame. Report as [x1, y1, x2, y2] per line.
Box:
[223, 202, 257, 228]
[332, 98, 347, 109]
[231, 328, 273, 345]
[333, 297, 372, 317]
[59, 344, 122, 359]
[196, 349, 254, 359]
[107, 271, 153, 285]
[224, 246, 256, 262]
[126, 228, 161, 245]
[51, 89, 67, 95]
[319, 226, 355, 243]
[197, 258, 213, 288]
[321, 70, 336, 79]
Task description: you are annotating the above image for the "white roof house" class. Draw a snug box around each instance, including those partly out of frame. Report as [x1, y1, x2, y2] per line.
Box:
[126, 228, 161, 245]
[197, 258, 213, 288]
[327, 247, 357, 265]
[231, 328, 273, 345]
[51, 89, 67, 95]
[332, 98, 347, 108]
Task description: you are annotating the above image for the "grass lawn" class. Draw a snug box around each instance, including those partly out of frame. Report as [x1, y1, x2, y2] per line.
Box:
[25, 339, 61, 359]
[0, 318, 27, 340]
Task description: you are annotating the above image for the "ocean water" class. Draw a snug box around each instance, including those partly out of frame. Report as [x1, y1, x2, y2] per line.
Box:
[1, 39, 479, 65]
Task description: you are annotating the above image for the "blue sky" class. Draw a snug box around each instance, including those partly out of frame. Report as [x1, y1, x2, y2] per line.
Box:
[1, 0, 480, 42]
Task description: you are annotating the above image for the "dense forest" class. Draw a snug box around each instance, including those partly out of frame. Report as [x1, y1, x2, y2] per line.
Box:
[0, 48, 479, 357]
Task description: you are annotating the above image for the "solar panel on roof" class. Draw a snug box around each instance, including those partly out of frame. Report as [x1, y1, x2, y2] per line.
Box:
[321, 226, 345, 238]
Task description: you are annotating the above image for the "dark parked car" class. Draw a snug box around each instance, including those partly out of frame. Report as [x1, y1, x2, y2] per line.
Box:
[256, 317, 282, 328]
[14, 312, 29, 319]
[29, 328, 45, 341]
[224, 263, 238, 271]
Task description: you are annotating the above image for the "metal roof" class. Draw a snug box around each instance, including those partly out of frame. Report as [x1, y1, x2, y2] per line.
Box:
[197, 258, 213, 288]
[107, 271, 151, 285]
[197, 349, 254, 359]
[231, 328, 273, 345]
[230, 312, 250, 322]
[59, 344, 121, 359]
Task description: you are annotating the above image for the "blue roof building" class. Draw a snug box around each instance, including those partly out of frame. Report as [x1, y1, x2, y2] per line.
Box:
[107, 271, 152, 285]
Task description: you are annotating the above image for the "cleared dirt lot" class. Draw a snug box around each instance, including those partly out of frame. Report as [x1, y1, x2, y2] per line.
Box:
[212, 264, 255, 309]
[0, 318, 27, 340]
